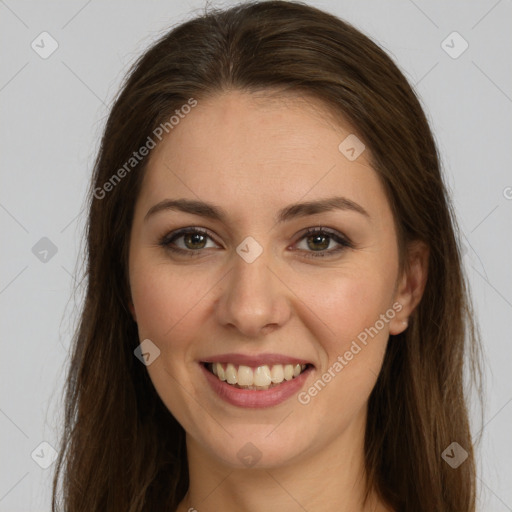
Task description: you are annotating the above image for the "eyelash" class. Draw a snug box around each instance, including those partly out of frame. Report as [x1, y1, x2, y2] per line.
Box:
[158, 226, 353, 259]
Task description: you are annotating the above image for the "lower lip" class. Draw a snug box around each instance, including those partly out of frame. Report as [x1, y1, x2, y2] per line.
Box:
[199, 363, 313, 409]
[200, 363, 313, 408]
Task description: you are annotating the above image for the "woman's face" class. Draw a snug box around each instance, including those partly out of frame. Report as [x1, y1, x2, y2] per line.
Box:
[128, 90, 410, 469]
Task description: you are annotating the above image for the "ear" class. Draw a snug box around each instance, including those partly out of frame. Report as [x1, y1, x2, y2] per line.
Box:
[389, 240, 429, 335]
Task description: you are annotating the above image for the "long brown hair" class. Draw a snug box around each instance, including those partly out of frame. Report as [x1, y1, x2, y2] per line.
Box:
[52, 1, 483, 510]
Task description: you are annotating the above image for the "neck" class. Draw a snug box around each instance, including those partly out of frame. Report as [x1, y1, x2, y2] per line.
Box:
[176, 409, 391, 512]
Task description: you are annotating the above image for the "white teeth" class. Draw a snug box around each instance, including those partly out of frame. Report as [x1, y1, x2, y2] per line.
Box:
[209, 362, 308, 389]
[253, 366, 272, 387]
[217, 364, 226, 381]
[237, 365, 253, 386]
[225, 363, 237, 385]
[284, 364, 294, 381]
[270, 364, 284, 384]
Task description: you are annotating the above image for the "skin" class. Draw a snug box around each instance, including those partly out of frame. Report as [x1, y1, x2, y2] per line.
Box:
[128, 90, 429, 512]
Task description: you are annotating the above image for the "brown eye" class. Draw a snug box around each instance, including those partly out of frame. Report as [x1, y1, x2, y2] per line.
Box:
[182, 232, 208, 250]
[295, 227, 353, 258]
[305, 233, 330, 251]
[160, 228, 218, 256]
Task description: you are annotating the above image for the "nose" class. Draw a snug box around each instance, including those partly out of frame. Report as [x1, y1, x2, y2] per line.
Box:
[215, 247, 292, 338]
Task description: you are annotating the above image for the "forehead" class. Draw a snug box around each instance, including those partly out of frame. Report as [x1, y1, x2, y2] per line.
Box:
[162, 90, 360, 162]
[138, 90, 389, 224]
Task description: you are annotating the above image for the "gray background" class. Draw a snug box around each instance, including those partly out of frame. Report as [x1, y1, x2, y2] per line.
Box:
[1, 0, 511, 510]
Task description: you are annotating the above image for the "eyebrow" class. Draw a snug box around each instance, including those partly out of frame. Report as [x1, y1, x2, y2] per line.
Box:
[144, 196, 370, 224]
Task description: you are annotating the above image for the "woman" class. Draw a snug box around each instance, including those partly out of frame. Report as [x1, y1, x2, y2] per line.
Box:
[52, 1, 482, 511]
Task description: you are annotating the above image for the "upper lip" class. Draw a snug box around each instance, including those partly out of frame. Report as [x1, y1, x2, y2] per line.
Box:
[200, 353, 314, 367]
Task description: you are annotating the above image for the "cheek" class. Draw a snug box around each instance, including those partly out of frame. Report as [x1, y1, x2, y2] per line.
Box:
[307, 279, 392, 396]
[300, 267, 395, 401]
[130, 258, 202, 343]
[292, 270, 394, 433]
[300, 267, 394, 345]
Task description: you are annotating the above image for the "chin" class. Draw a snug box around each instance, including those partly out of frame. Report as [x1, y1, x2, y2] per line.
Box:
[203, 425, 312, 470]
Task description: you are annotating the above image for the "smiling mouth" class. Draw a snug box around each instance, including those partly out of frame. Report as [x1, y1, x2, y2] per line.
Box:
[202, 362, 311, 390]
